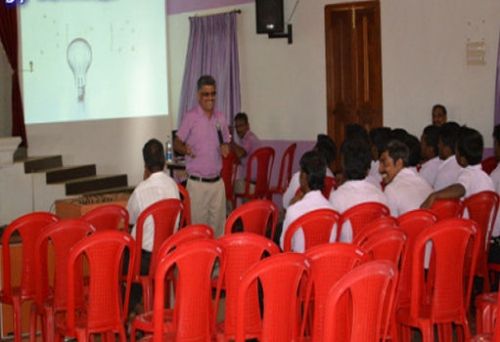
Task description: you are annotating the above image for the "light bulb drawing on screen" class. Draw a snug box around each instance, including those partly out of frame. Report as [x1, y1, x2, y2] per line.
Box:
[67, 38, 92, 102]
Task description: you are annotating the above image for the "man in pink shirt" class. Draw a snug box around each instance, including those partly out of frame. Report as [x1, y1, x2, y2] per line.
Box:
[174, 75, 230, 237]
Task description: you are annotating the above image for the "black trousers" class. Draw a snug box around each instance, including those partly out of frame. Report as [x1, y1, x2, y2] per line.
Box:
[123, 248, 152, 313]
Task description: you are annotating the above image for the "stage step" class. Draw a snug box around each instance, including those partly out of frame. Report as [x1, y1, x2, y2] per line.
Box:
[24, 155, 63, 173]
[65, 174, 128, 195]
[45, 164, 97, 184]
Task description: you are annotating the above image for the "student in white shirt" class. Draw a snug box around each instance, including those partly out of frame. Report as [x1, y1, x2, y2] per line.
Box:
[368, 127, 391, 189]
[419, 125, 442, 186]
[330, 138, 389, 242]
[434, 122, 462, 190]
[380, 140, 433, 217]
[403, 133, 422, 174]
[280, 150, 334, 252]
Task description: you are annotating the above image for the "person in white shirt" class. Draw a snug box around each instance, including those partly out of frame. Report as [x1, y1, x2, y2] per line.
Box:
[280, 150, 334, 252]
[380, 140, 433, 217]
[419, 125, 442, 186]
[403, 133, 422, 174]
[490, 125, 500, 237]
[422, 126, 494, 208]
[368, 127, 391, 189]
[434, 122, 462, 190]
[127, 138, 180, 312]
[330, 138, 389, 242]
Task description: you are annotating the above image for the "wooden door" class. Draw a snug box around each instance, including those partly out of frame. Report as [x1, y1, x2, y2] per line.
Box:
[325, 1, 383, 148]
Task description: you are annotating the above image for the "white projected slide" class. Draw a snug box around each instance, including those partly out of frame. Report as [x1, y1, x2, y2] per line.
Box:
[20, 0, 168, 124]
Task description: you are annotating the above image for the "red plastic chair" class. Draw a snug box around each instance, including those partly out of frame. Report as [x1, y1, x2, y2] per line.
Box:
[82, 204, 129, 231]
[481, 156, 499, 175]
[146, 239, 224, 342]
[303, 243, 366, 340]
[267, 142, 297, 200]
[224, 199, 279, 240]
[235, 253, 310, 342]
[322, 260, 398, 341]
[337, 202, 391, 242]
[234, 147, 275, 206]
[283, 208, 341, 252]
[217, 233, 280, 341]
[396, 218, 481, 342]
[462, 191, 499, 292]
[58, 231, 136, 341]
[176, 183, 191, 227]
[359, 229, 406, 267]
[472, 288, 500, 341]
[30, 219, 95, 342]
[352, 216, 399, 246]
[0, 212, 59, 342]
[429, 198, 464, 221]
[475, 291, 498, 335]
[322, 176, 337, 199]
[221, 150, 239, 205]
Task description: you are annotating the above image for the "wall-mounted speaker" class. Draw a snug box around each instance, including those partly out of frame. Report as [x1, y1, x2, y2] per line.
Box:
[256, 0, 284, 34]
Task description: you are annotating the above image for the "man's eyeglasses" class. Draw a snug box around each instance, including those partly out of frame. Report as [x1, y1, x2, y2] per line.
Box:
[201, 91, 217, 97]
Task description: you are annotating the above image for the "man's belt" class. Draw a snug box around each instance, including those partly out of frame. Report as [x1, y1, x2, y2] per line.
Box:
[188, 175, 220, 183]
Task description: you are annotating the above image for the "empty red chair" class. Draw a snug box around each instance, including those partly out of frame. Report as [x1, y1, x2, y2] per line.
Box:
[282, 208, 341, 252]
[235, 253, 310, 342]
[462, 191, 499, 292]
[322, 260, 398, 341]
[30, 219, 95, 342]
[267, 142, 297, 201]
[475, 291, 498, 335]
[303, 243, 366, 340]
[145, 239, 224, 342]
[217, 233, 280, 340]
[396, 218, 480, 342]
[0, 212, 59, 342]
[353, 216, 399, 246]
[359, 229, 406, 267]
[429, 199, 464, 221]
[338, 202, 390, 242]
[221, 150, 239, 206]
[176, 183, 191, 227]
[234, 147, 275, 206]
[481, 156, 498, 175]
[472, 288, 500, 341]
[82, 204, 129, 231]
[224, 199, 278, 240]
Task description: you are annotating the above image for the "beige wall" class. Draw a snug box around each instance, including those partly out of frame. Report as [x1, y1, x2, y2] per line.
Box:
[0, 46, 12, 137]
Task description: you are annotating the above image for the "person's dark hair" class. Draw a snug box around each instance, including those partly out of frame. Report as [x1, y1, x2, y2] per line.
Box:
[197, 75, 216, 90]
[300, 150, 326, 191]
[493, 124, 500, 143]
[422, 125, 440, 156]
[369, 127, 392, 157]
[234, 112, 248, 124]
[345, 124, 369, 143]
[315, 134, 337, 166]
[143, 139, 165, 172]
[383, 140, 409, 167]
[390, 128, 408, 142]
[433, 104, 447, 115]
[438, 121, 460, 151]
[341, 139, 371, 180]
[456, 126, 483, 165]
[403, 134, 421, 167]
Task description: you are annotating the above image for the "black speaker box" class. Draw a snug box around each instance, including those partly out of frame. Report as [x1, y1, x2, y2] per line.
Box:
[256, 0, 284, 34]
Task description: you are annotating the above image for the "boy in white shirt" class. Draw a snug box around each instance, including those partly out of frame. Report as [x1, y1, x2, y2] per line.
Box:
[434, 122, 462, 190]
[419, 125, 442, 186]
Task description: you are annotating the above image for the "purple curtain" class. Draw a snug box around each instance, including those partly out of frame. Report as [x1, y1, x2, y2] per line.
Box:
[178, 11, 241, 126]
[495, 30, 500, 125]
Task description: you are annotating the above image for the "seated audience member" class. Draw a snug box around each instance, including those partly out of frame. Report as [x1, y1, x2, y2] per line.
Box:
[282, 134, 336, 209]
[367, 127, 392, 189]
[280, 150, 334, 252]
[127, 138, 180, 311]
[432, 104, 447, 127]
[433, 121, 462, 190]
[380, 140, 433, 216]
[390, 128, 409, 142]
[329, 138, 389, 242]
[403, 133, 422, 173]
[422, 126, 494, 209]
[345, 123, 370, 143]
[231, 112, 261, 194]
[419, 125, 442, 186]
[491, 124, 500, 237]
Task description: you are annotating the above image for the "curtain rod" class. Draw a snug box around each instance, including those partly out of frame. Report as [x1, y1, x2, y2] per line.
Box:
[190, 9, 241, 18]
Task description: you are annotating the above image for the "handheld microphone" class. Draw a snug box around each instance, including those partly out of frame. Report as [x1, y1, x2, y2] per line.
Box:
[216, 122, 224, 145]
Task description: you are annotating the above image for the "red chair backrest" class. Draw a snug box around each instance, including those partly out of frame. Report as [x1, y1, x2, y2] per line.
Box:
[176, 183, 191, 227]
[82, 204, 129, 231]
[283, 208, 341, 252]
[152, 239, 224, 342]
[235, 253, 310, 342]
[429, 199, 464, 221]
[481, 156, 498, 175]
[221, 150, 238, 202]
[240, 147, 275, 199]
[66, 231, 136, 336]
[353, 216, 399, 246]
[218, 233, 280, 339]
[1, 212, 59, 299]
[359, 229, 407, 268]
[304, 243, 366, 340]
[338, 202, 390, 241]
[224, 199, 278, 239]
[322, 261, 398, 341]
[270, 143, 297, 194]
[462, 191, 499, 252]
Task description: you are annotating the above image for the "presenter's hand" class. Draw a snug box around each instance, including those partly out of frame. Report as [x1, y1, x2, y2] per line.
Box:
[185, 145, 195, 158]
[220, 143, 230, 158]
